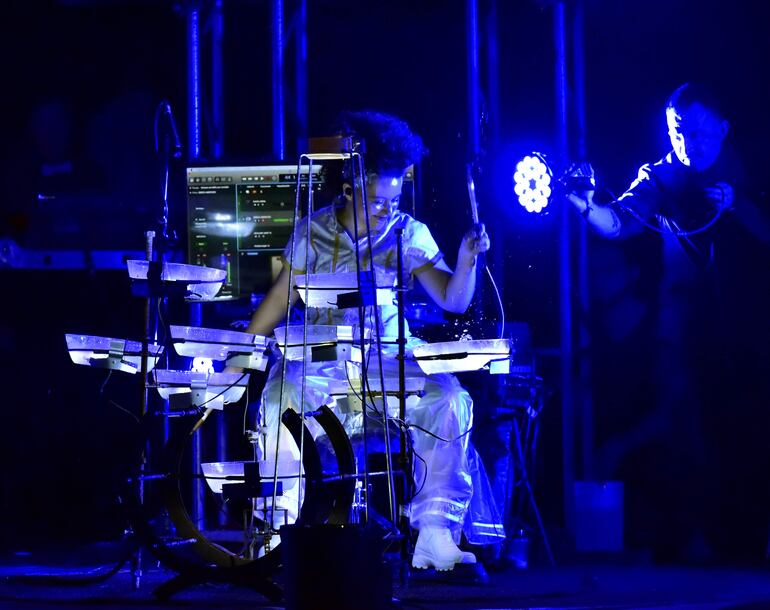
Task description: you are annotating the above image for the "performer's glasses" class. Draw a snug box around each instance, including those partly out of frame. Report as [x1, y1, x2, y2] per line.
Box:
[368, 198, 399, 214]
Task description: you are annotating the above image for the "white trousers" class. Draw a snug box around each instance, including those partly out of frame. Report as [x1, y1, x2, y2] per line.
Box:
[258, 355, 503, 544]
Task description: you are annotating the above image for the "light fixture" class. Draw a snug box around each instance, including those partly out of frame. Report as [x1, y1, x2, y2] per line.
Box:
[513, 153, 552, 213]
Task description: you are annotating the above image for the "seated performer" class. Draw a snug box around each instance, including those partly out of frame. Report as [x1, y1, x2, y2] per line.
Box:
[242, 110, 498, 571]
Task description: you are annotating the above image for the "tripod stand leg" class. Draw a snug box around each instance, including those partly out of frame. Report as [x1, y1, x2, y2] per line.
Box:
[511, 417, 556, 567]
[522, 476, 556, 566]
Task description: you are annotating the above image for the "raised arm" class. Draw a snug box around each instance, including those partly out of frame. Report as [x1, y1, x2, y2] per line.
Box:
[415, 224, 490, 314]
[567, 190, 622, 238]
[567, 160, 669, 239]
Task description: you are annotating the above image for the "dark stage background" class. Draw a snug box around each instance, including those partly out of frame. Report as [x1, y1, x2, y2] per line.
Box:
[2, 0, 770, 563]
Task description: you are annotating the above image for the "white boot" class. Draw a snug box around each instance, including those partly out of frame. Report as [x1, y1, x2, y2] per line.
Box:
[411, 526, 477, 571]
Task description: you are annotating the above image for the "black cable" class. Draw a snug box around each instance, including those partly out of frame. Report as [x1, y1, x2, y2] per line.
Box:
[598, 187, 726, 238]
[156, 298, 168, 355]
[99, 370, 113, 395]
[617, 199, 725, 237]
[406, 422, 473, 444]
[241, 385, 252, 435]
[344, 354, 384, 420]
[190, 371, 249, 410]
[361, 308, 387, 418]
[409, 440, 428, 498]
[109, 400, 141, 424]
[339, 305, 387, 421]
[352, 327, 473, 445]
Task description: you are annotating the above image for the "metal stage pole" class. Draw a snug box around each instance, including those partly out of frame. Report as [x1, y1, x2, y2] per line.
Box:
[271, 0, 285, 160]
[466, 0, 480, 162]
[186, 0, 205, 530]
[210, 0, 228, 527]
[187, 3, 202, 161]
[485, 0, 500, 144]
[573, 0, 594, 481]
[554, 0, 576, 535]
[294, 0, 309, 156]
[485, 0, 505, 305]
[211, 0, 225, 160]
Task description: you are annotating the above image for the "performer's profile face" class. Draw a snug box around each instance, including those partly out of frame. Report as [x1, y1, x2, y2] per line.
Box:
[666, 102, 729, 171]
[345, 173, 404, 235]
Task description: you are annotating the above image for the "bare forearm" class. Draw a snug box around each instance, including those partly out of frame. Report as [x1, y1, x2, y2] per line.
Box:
[443, 256, 478, 314]
[414, 224, 490, 315]
[585, 205, 622, 238]
[568, 193, 622, 238]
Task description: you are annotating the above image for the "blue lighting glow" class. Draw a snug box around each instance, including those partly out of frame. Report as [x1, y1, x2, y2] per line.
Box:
[513, 154, 552, 213]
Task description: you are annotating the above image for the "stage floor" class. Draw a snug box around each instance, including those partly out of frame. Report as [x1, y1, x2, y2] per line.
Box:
[2, 548, 770, 610]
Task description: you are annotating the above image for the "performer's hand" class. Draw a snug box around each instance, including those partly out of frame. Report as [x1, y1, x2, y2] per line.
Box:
[704, 182, 734, 212]
[459, 222, 490, 265]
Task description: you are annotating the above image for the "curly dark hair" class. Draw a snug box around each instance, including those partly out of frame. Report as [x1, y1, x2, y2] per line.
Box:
[322, 110, 427, 195]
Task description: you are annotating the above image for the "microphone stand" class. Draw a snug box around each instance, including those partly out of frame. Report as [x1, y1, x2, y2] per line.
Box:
[130, 101, 181, 588]
[155, 100, 182, 244]
[351, 152, 398, 532]
[395, 227, 412, 576]
[347, 147, 374, 527]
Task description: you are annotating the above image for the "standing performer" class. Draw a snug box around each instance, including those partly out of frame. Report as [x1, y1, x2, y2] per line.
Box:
[567, 82, 770, 559]
[243, 110, 500, 571]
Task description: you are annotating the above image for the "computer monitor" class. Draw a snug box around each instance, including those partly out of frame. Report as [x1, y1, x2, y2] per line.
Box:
[186, 163, 416, 299]
[186, 164, 325, 298]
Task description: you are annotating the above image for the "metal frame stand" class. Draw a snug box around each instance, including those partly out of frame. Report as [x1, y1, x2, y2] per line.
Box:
[507, 411, 555, 566]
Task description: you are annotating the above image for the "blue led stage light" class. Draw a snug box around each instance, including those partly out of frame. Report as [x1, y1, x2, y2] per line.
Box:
[513, 153, 552, 213]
